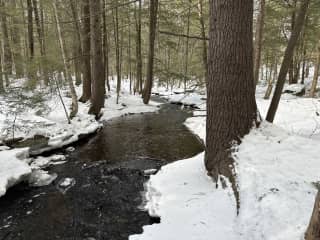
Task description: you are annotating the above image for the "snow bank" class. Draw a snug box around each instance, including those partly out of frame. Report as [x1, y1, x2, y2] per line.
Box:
[0, 148, 31, 197]
[132, 89, 320, 240]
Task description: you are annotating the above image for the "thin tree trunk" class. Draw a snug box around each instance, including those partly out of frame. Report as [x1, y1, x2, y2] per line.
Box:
[253, 0, 265, 86]
[183, 0, 192, 92]
[11, 0, 23, 78]
[142, 0, 159, 104]
[305, 191, 320, 240]
[206, 0, 258, 188]
[309, 42, 320, 98]
[70, 0, 83, 86]
[0, 38, 4, 93]
[266, 0, 310, 123]
[197, 0, 208, 83]
[134, 0, 142, 94]
[53, 0, 78, 119]
[79, 0, 92, 102]
[0, 0, 13, 85]
[33, 0, 49, 84]
[102, 0, 110, 92]
[88, 0, 105, 117]
[264, 58, 278, 99]
[112, 2, 121, 104]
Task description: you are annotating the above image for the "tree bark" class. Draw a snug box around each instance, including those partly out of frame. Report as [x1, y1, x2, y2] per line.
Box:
[183, 0, 192, 92]
[88, 0, 105, 117]
[70, 0, 83, 86]
[206, 0, 258, 185]
[266, 0, 310, 123]
[197, 0, 208, 83]
[11, 0, 23, 78]
[112, 2, 121, 104]
[253, 0, 265, 86]
[309, 42, 320, 98]
[134, 0, 143, 94]
[0, 0, 13, 85]
[305, 191, 320, 240]
[143, 0, 159, 104]
[79, 0, 92, 102]
[53, 0, 78, 119]
[102, 0, 110, 92]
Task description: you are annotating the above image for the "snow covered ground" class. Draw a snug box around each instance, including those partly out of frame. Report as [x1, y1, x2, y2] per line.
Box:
[0, 78, 160, 197]
[131, 84, 320, 240]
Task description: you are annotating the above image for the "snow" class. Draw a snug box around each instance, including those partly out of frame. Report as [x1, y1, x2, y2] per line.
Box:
[0, 78, 160, 198]
[131, 85, 320, 240]
[0, 148, 31, 197]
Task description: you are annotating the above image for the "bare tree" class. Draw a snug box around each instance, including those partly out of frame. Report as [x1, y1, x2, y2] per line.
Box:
[266, 0, 310, 122]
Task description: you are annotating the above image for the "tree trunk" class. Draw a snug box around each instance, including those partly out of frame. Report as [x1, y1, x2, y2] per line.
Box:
[264, 58, 278, 99]
[70, 0, 83, 86]
[0, 38, 4, 93]
[197, 0, 208, 84]
[266, 0, 310, 123]
[53, 0, 78, 119]
[112, 2, 121, 104]
[142, 0, 159, 104]
[305, 191, 320, 240]
[134, 0, 143, 94]
[309, 42, 320, 98]
[88, 0, 105, 117]
[79, 0, 92, 102]
[206, 0, 258, 184]
[102, 0, 110, 92]
[183, 0, 192, 92]
[253, 0, 265, 86]
[11, 0, 23, 78]
[0, 0, 13, 85]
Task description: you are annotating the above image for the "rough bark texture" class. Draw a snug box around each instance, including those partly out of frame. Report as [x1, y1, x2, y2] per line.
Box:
[79, 0, 92, 103]
[253, 0, 265, 86]
[53, 0, 78, 119]
[310, 42, 320, 98]
[305, 191, 320, 240]
[205, 0, 257, 183]
[266, 0, 310, 123]
[143, 0, 159, 104]
[88, 0, 105, 117]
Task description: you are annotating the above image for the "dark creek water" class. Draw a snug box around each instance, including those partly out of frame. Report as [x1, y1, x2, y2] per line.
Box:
[0, 103, 204, 240]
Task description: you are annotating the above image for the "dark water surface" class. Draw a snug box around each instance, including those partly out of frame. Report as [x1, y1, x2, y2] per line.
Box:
[0, 103, 204, 240]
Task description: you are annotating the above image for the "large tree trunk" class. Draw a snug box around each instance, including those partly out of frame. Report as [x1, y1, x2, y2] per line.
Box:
[79, 0, 92, 103]
[142, 0, 159, 104]
[53, 0, 78, 120]
[253, 0, 265, 86]
[266, 0, 310, 123]
[206, 0, 258, 183]
[309, 42, 320, 98]
[305, 191, 320, 240]
[88, 0, 105, 117]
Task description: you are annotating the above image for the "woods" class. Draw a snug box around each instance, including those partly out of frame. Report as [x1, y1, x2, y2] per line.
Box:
[0, 0, 320, 239]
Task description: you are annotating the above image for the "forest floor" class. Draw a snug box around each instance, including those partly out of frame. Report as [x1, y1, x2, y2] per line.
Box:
[130, 83, 320, 240]
[0, 78, 159, 198]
